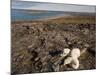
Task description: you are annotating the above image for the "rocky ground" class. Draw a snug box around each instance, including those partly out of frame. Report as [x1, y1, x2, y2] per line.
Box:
[11, 16, 96, 74]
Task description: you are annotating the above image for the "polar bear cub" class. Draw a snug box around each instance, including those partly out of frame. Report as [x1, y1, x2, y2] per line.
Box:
[61, 48, 71, 57]
[64, 48, 80, 69]
[71, 48, 80, 59]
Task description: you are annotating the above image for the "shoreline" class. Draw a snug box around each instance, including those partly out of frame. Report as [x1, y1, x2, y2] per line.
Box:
[11, 15, 96, 24]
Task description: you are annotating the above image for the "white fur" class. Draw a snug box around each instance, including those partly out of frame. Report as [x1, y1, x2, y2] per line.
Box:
[71, 58, 79, 69]
[61, 48, 70, 57]
[64, 57, 73, 65]
[71, 48, 80, 59]
[64, 48, 80, 69]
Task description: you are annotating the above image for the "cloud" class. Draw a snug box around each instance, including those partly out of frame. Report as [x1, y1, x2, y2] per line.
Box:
[12, 0, 96, 13]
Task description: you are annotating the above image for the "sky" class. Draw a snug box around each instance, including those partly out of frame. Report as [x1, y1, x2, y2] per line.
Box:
[12, 0, 96, 13]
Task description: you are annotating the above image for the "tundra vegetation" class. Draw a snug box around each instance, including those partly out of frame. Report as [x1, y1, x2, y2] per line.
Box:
[11, 16, 96, 74]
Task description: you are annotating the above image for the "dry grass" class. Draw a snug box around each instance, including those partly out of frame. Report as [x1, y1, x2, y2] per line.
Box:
[45, 16, 96, 24]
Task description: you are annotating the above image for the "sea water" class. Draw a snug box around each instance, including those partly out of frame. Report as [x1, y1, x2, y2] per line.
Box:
[11, 9, 67, 21]
[11, 9, 95, 22]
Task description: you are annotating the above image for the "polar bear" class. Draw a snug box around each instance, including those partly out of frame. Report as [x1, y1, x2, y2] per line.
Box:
[60, 48, 71, 57]
[64, 48, 80, 69]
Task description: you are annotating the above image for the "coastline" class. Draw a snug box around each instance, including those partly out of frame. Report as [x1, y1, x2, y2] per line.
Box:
[11, 15, 96, 24]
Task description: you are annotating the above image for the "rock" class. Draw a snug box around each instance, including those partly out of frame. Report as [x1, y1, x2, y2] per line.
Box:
[49, 49, 62, 57]
[11, 19, 96, 74]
